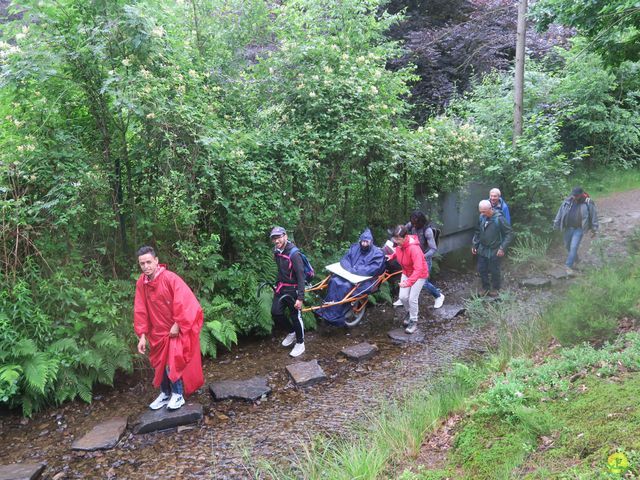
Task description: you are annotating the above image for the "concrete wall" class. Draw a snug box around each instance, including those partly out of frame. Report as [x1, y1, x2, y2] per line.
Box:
[417, 181, 491, 254]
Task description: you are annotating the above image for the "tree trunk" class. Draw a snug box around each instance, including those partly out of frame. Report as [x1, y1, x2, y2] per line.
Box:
[513, 0, 527, 146]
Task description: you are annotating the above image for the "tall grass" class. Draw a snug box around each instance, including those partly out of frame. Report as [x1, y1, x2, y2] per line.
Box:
[571, 166, 640, 199]
[509, 235, 552, 273]
[253, 364, 485, 479]
[545, 256, 640, 345]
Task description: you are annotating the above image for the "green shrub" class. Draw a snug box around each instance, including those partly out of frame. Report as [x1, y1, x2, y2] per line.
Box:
[0, 268, 134, 416]
[545, 258, 640, 345]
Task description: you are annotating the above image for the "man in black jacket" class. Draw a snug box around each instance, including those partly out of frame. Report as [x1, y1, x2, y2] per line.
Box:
[472, 200, 514, 296]
[270, 226, 306, 357]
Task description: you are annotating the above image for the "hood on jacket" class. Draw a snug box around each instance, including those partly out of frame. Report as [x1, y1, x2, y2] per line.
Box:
[359, 228, 374, 243]
[399, 234, 420, 249]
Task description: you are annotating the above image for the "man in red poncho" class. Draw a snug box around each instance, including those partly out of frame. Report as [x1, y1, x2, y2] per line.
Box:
[133, 246, 204, 410]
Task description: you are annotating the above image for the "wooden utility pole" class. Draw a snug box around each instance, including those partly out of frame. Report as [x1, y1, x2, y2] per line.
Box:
[513, 0, 527, 146]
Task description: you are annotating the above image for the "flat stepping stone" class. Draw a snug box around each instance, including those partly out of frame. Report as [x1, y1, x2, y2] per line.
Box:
[520, 277, 551, 288]
[599, 217, 613, 224]
[548, 266, 572, 279]
[432, 304, 465, 321]
[286, 360, 327, 387]
[72, 417, 128, 451]
[209, 376, 271, 402]
[0, 463, 45, 480]
[387, 328, 425, 343]
[133, 403, 203, 434]
[341, 342, 378, 361]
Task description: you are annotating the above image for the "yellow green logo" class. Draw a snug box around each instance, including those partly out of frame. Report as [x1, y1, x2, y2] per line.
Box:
[607, 452, 629, 474]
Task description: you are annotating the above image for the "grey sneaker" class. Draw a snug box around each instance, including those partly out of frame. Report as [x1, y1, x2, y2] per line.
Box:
[405, 321, 418, 334]
[434, 294, 445, 309]
[281, 332, 296, 347]
[402, 314, 410, 327]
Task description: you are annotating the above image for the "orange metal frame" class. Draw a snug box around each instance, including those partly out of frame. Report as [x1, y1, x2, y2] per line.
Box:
[301, 269, 401, 313]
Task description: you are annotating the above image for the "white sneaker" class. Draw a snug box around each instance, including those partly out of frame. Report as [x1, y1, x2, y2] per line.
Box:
[405, 322, 418, 334]
[167, 393, 185, 410]
[289, 342, 305, 357]
[393, 299, 403, 307]
[149, 392, 170, 410]
[434, 294, 445, 309]
[281, 332, 296, 347]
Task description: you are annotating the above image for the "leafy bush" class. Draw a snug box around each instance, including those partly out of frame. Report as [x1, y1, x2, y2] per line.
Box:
[545, 258, 640, 345]
[0, 267, 133, 416]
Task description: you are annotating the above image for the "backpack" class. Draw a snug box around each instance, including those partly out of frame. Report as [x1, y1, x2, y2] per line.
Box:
[479, 214, 502, 242]
[427, 223, 442, 247]
[278, 246, 315, 283]
[584, 197, 594, 230]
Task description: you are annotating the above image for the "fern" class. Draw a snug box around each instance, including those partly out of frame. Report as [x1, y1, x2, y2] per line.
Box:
[48, 337, 79, 354]
[200, 329, 217, 358]
[21, 352, 53, 394]
[91, 330, 120, 349]
[76, 377, 93, 404]
[12, 338, 39, 358]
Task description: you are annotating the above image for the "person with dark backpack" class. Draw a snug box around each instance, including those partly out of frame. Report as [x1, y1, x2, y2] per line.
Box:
[270, 226, 308, 357]
[472, 200, 514, 296]
[553, 186, 599, 273]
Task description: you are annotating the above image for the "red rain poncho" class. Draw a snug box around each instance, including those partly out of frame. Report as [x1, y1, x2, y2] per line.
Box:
[134, 265, 204, 396]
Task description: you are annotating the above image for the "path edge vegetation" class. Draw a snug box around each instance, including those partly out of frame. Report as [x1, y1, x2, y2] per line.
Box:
[253, 223, 640, 479]
[2, 0, 640, 415]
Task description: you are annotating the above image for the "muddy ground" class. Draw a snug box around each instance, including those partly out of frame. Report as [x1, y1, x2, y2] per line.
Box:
[1, 189, 639, 479]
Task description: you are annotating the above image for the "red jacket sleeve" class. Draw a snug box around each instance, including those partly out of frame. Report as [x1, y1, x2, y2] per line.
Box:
[404, 245, 429, 287]
[133, 278, 150, 336]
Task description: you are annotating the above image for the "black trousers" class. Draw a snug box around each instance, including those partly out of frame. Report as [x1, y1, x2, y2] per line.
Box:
[271, 287, 304, 344]
[478, 255, 501, 290]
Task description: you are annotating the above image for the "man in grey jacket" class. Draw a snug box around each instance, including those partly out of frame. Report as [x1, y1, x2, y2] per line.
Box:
[553, 186, 599, 272]
[472, 200, 514, 296]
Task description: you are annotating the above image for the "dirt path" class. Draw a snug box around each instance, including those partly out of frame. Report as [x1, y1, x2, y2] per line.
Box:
[1, 190, 638, 480]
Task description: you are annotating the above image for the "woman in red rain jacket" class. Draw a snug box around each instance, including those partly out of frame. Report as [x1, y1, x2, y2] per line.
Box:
[134, 246, 204, 410]
[387, 225, 429, 334]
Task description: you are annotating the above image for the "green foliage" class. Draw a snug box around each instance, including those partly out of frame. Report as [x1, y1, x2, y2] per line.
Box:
[255, 365, 485, 479]
[551, 47, 640, 167]
[1, 0, 481, 413]
[0, 266, 133, 415]
[571, 166, 640, 199]
[509, 234, 552, 273]
[531, 0, 640, 65]
[546, 258, 640, 345]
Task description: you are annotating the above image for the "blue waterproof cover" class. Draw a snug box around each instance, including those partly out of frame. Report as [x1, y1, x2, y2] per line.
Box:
[317, 229, 386, 326]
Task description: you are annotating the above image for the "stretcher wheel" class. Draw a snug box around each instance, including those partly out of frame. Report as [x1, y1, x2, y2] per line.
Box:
[344, 298, 368, 327]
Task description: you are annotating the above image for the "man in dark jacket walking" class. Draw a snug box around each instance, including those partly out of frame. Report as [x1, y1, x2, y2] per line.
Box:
[270, 226, 306, 357]
[472, 200, 514, 296]
[553, 186, 599, 272]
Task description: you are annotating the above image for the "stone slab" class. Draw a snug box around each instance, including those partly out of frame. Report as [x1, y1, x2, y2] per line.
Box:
[133, 403, 203, 434]
[432, 304, 465, 321]
[286, 360, 327, 387]
[209, 376, 271, 402]
[387, 328, 425, 343]
[0, 463, 45, 480]
[71, 417, 128, 451]
[341, 342, 379, 361]
[599, 217, 613, 224]
[520, 277, 552, 288]
[548, 266, 573, 280]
